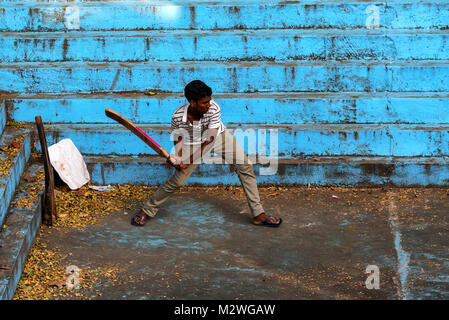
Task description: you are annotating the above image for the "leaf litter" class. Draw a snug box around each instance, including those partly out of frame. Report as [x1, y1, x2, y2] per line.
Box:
[14, 182, 158, 300]
[0, 134, 26, 176]
[14, 234, 122, 300]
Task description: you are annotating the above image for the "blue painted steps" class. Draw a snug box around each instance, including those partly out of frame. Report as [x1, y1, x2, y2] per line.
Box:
[33, 123, 449, 158]
[0, 162, 44, 300]
[1, 29, 449, 62]
[85, 155, 449, 187]
[7, 92, 449, 125]
[0, 126, 32, 227]
[2, 60, 449, 93]
[0, 1, 448, 31]
[1, 0, 448, 188]
[28, 122, 449, 187]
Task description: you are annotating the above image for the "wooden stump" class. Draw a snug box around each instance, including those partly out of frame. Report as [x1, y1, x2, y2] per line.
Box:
[35, 116, 57, 226]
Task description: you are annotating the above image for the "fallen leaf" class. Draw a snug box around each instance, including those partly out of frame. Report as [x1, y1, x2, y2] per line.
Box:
[48, 281, 66, 289]
[0, 264, 10, 270]
[26, 176, 37, 183]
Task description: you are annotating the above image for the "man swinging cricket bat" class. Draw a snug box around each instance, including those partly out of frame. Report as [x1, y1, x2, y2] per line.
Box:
[131, 80, 282, 227]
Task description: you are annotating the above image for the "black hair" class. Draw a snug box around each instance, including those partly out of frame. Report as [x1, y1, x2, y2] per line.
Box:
[184, 80, 212, 102]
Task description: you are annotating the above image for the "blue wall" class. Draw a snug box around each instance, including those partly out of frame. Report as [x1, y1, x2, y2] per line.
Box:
[2, 0, 449, 186]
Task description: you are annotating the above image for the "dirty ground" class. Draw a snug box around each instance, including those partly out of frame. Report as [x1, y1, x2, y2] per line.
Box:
[14, 185, 449, 300]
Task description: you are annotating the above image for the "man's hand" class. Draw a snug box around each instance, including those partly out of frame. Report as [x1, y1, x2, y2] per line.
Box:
[168, 154, 181, 165]
[174, 162, 189, 171]
[168, 154, 189, 171]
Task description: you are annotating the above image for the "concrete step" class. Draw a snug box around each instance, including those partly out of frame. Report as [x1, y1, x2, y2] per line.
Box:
[34, 123, 449, 158]
[1, 29, 449, 63]
[0, 126, 32, 227]
[0, 100, 5, 135]
[2, 60, 449, 94]
[85, 154, 449, 187]
[0, 162, 44, 300]
[0, 1, 448, 31]
[6, 92, 449, 125]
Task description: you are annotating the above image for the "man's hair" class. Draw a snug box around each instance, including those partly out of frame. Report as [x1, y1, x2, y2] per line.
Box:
[184, 80, 212, 102]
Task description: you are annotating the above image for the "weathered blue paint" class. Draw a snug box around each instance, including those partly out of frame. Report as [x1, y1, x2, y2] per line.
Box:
[1, 0, 449, 191]
[2, 30, 449, 63]
[0, 163, 44, 300]
[2, 61, 449, 93]
[0, 100, 5, 135]
[0, 61, 385, 93]
[1, 1, 449, 32]
[393, 225, 411, 300]
[85, 155, 449, 187]
[388, 202, 411, 300]
[7, 92, 449, 124]
[0, 128, 31, 227]
[0, 29, 324, 62]
[35, 123, 449, 157]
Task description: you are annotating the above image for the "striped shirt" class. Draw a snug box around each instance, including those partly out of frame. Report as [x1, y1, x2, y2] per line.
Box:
[171, 99, 225, 145]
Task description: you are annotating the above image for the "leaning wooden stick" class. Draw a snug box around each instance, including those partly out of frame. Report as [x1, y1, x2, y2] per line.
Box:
[35, 115, 57, 226]
[105, 108, 187, 174]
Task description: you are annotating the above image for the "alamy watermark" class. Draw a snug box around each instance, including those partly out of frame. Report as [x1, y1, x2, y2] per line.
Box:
[63, 2, 382, 31]
[365, 5, 380, 29]
[66, 265, 81, 290]
[64, 5, 80, 30]
[169, 126, 279, 176]
[62, 1, 182, 30]
[365, 265, 380, 290]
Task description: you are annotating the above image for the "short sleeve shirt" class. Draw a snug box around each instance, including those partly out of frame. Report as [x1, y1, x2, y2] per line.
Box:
[171, 99, 226, 145]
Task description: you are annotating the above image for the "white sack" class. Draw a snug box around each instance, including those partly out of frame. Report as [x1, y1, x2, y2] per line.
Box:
[48, 138, 90, 190]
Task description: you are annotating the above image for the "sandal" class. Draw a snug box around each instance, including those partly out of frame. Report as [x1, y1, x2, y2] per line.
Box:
[131, 211, 149, 226]
[253, 215, 282, 227]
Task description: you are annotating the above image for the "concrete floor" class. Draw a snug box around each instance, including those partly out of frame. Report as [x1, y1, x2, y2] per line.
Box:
[37, 186, 449, 300]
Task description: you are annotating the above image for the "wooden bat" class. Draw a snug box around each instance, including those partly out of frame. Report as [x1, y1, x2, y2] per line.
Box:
[105, 108, 185, 172]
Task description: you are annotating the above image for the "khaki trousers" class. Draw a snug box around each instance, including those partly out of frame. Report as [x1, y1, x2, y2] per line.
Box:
[142, 130, 264, 218]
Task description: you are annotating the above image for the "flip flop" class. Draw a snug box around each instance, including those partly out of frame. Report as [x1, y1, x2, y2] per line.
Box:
[254, 216, 282, 227]
[131, 211, 149, 226]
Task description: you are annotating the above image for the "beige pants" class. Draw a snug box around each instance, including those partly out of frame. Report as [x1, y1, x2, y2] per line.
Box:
[142, 130, 265, 218]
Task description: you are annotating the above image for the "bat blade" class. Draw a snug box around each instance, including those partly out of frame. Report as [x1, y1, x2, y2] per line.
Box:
[105, 108, 170, 159]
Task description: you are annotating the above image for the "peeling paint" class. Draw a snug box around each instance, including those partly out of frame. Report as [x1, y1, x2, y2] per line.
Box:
[2, 2, 449, 32]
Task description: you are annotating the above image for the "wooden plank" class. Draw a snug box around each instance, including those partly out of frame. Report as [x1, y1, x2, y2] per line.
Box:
[34, 115, 56, 226]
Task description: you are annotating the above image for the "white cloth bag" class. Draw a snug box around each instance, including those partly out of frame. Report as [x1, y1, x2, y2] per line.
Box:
[48, 138, 90, 190]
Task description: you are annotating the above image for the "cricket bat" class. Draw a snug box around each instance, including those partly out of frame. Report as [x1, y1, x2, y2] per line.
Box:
[105, 108, 185, 172]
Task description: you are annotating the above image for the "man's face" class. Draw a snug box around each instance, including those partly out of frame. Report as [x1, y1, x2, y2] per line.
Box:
[190, 96, 211, 116]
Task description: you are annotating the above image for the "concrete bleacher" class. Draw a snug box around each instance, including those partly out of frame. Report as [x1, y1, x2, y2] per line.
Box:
[0, 0, 449, 299]
[3, 0, 449, 186]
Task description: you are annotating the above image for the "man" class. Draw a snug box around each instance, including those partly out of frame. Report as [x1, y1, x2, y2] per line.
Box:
[132, 80, 282, 227]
